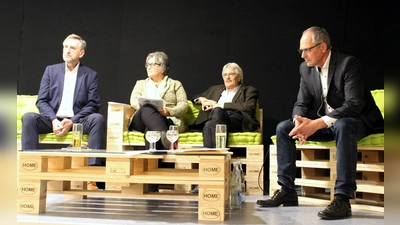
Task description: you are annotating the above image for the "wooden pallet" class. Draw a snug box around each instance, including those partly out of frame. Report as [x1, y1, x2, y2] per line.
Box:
[18, 150, 232, 221]
[269, 145, 384, 212]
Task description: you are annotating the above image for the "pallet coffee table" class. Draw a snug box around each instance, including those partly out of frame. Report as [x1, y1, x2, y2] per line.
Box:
[17, 149, 232, 221]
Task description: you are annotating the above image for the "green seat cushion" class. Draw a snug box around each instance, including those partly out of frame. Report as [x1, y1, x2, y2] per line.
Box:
[270, 133, 384, 147]
[124, 131, 262, 145]
[39, 133, 89, 142]
[123, 131, 146, 144]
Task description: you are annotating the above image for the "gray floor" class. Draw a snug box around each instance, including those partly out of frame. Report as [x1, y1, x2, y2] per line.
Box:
[17, 194, 384, 225]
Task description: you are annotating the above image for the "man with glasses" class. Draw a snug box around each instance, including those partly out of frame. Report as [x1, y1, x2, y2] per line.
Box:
[256, 26, 383, 220]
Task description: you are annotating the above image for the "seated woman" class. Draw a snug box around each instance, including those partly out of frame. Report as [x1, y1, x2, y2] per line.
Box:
[129, 51, 188, 150]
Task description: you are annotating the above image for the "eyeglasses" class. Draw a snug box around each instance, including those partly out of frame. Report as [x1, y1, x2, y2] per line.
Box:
[298, 42, 322, 55]
[223, 73, 237, 77]
[145, 63, 161, 68]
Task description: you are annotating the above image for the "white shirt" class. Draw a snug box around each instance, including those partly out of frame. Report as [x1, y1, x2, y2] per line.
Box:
[56, 63, 78, 118]
[218, 85, 240, 108]
[318, 52, 337, 128]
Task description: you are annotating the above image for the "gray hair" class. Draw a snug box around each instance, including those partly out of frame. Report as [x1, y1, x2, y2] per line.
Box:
[146, 51, 170, 75]
[63, 34, 87, 50]
[303, 26, 331, 49]
[222, 62, 243, 84]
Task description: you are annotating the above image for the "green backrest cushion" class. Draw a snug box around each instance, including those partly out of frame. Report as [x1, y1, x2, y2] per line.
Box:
[370, 89, 384, 118]
[184, 100, 261, 131]
[17, 95, 39, 130]
[184, 101, 201, 130]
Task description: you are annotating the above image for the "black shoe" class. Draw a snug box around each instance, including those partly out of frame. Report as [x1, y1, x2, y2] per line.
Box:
[317, 196, 352, 219]
[256, 189, 298, 207]
[190, 185, 199, 194]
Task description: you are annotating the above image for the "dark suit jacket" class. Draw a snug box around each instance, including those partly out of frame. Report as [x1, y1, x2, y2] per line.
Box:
[192, 84, 260, 132]
[36, 62, 101, 123]
[293, 48, 383, 132]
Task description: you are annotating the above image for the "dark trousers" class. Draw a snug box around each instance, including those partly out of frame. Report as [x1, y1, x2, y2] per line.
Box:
[200, 107, 243, 148]
[21, 112, 106, 165]
[129, 104, 173, 150]
[276, 117, 373, 198]
[129, 104, 174, 192]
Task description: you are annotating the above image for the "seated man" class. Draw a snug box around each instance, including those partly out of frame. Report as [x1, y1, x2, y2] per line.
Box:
[256, 26, 384, 220]
[188, 62, 260, 194]
[190, 62, 260, 148]
[21, 34, 106, 190]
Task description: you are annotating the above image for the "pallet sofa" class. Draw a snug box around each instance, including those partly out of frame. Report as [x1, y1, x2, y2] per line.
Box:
[17, 95, 89, 150]
[269, 89, 384, 212]
[106, 100, 265, 194]
[17, 95, 264, 194]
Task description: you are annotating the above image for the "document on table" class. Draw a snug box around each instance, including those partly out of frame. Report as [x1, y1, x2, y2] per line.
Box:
[138, 97, 164, 110]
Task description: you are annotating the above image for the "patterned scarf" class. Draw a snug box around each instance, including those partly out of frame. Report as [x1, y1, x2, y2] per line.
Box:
[145, 75, 172, 99]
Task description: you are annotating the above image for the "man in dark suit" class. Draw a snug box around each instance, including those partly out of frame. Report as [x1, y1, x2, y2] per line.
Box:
[190, 62, 260, 148]
[21, 34, 105, 190]
[256, 27, 384, 220]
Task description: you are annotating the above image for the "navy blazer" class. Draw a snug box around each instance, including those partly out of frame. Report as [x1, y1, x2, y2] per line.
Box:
[36, 62, 101, 123]
[192, 84, 260, 132]
[293, 48, 383, 132]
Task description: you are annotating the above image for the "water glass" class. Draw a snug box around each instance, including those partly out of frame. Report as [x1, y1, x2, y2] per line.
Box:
[166, 130, 179, 150]
[145, 131, 161, 151]
[215, 124, 227, 148]
[168, 125, 179, 150]
[72, 123, 83, 150]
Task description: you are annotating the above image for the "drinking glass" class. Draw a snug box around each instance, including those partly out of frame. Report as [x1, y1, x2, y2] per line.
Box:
[166, 129, 179, 150]
[72, 123, 83, 150]
[145, 131, 161, 151]
[215, 124, 227, 149]
[168, 125, 179, 150]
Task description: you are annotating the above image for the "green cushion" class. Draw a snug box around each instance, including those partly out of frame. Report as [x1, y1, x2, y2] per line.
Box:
[371, 89, 384, 118]
[184, 101, 201, 130]
[270, 89, 384, 147]
[17, 95, 39, 130]
[179, 132, 262, 145]
[124, 131, 263, 145]
[270, 133, 384, 147]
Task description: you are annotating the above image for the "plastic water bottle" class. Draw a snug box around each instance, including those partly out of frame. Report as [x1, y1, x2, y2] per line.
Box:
[229, 161, 242, 209]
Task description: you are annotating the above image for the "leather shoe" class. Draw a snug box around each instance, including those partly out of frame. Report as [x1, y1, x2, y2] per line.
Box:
[317, 196, 351, 219]
[257, 189, 298, 207]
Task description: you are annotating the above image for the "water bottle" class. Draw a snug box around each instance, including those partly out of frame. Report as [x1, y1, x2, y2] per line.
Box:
[229, 161, 242, 209]
[238, 161, 245, 202]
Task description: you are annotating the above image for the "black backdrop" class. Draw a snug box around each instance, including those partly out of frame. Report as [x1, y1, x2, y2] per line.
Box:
[17, 0, 383, 193]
